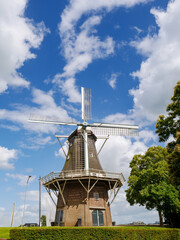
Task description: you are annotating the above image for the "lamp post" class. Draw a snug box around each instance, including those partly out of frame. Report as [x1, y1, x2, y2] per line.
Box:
[39, 176, 41, 227]
[21, 175, 31, 228]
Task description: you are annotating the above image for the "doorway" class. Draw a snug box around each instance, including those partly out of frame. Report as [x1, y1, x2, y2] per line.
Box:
[92, 210, 104, 226]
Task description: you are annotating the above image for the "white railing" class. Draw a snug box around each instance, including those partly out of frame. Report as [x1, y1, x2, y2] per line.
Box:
[41, 168, 125, 185]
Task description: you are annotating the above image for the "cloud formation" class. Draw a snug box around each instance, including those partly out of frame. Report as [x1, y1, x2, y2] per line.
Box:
[0, 0, 49, 94]
[54, 0, 149, 102]
[0, 146, 18, 169]
[130, 0, 180, 121]
[111, 190, 158, 224]
[6, 173, 35, 186]
[108, 73, 119, 89]
[0, 88, 72, 134]
[97, 136, 147, 179]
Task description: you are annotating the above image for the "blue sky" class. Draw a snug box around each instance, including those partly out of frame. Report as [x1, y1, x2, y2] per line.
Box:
[0, 0, 179, 226]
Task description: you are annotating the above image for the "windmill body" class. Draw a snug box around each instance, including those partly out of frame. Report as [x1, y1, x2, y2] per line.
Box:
[29, 87, 138, 226]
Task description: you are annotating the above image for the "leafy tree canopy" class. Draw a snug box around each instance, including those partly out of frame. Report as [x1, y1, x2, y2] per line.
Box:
[156, 80, 180, 145]
[156, 80, 180, 186]
[126, 146, 180, 226]
[40, 215, 46, 226]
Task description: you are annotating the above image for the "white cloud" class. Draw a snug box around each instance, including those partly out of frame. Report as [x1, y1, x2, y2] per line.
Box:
[132, 26, 143, 35]
[0, 88, 73, 134]
[111, 189, 158, 224]
[0, 0, 49, 94]
[14, 203, 39, 226]
[54, 0, 149, 102]
[24, 168, 33, 173]
[97, 136, 147, 179]
[18, 190, 56, 226]
[59, 0, 149, 35]
[0, 124, 20, 131]
[55, 141, 68, 158]
[103, 112, 136, 125]
[138, 129, 157, 144]
[0, 146, 18, 169]
[20, 136, 55, 150]
[6, 173, 36, 186]
[102, 112, 158, 142]
[19, 190, 39, 201]
[108, 73, 119, 89]
[53, 76, 81, 103]
[54, 15, 114, 102]
[130, 0, 180, 121]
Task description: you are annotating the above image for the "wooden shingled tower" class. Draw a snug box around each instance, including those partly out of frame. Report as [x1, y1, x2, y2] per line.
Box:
[29, 87, 138, 226]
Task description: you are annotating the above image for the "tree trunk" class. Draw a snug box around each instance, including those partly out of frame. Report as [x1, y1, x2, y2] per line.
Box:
[158, 210, 164, 227]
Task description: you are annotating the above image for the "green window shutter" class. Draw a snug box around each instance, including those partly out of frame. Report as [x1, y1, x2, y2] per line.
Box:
[98, 210, 104, 226]
[92, 210, 98, 226]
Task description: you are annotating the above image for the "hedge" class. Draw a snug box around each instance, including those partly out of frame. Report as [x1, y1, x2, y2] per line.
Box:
[10, 226, 180, 240]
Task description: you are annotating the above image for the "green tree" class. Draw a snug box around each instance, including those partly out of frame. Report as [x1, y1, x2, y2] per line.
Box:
[40, 215, 46, 226]
[156, 80, 180, 227]
[126, 146, 180, 227]
[156, 80, 180, 186]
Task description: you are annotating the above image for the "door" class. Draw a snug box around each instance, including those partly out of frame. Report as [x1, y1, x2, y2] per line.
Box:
[92, 210, 104, 226]
[56, 210, 63, 225]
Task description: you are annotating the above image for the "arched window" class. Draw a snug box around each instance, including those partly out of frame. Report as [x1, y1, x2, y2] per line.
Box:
[92, 210, 104, 226]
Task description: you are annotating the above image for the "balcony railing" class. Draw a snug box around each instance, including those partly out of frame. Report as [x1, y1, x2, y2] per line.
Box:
[41, 168, 125, 185]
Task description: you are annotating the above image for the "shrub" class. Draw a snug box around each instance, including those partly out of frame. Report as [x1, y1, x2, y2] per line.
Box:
[10, 226, 180, 240]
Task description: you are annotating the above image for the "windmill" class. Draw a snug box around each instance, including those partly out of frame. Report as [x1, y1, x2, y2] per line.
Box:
[29, 87, 138, 226]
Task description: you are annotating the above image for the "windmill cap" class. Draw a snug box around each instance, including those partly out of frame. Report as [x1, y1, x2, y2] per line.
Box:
[68, 128, 97, 141]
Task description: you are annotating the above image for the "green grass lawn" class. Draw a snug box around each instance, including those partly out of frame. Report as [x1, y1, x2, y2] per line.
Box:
[0, 227, 11, 239]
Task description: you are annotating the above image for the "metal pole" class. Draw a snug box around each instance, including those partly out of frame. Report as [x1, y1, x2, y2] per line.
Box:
[84, 129, 89, 173]
[21, 176, 31, 228]
[10, 202, 15, 227]
[39, 176, 41, 227]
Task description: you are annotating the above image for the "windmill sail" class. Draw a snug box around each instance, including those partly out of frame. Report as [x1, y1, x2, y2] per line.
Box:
[81, 87, 91, 122]
[91, 126, 138, 136]
[29, 114, 79, 126]
[91, 122, 138, 136]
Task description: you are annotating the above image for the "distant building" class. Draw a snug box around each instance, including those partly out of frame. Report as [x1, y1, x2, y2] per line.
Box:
[131, 221, 145, 226]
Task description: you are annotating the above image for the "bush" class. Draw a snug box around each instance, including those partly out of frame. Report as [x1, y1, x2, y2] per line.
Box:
[10, 226, 180, 240]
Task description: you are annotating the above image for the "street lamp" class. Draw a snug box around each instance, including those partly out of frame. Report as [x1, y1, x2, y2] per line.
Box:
[21, 175, 31, 228]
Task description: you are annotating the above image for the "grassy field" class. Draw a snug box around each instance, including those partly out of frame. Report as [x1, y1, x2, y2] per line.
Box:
[0, 227, 11, 239]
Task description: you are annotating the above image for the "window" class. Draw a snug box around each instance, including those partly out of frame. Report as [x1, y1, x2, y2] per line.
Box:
[92, 210, 104, 226]
[56, 210, 63, 223]
[93, 192, 99, 200]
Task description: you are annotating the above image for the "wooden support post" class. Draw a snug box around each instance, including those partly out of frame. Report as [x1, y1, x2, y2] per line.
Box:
[45, 187, 56, 207]
[110, 185, 121, 205]
[57, 181, 66, 206]
[107, 181, 117, 205]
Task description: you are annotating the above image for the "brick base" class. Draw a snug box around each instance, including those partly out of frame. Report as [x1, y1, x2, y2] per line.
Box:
[55, 180, 112, 226]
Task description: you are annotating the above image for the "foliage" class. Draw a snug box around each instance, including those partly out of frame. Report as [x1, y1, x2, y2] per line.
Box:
[156, 80, 180, 143]
[156, 80, 180, 186]
[125, 146, 180, 226]
[9, 226, 180, 240]
[41, 215, 47, 226]
[0, 227, 11, 238]
[155, 81, 180, 227]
